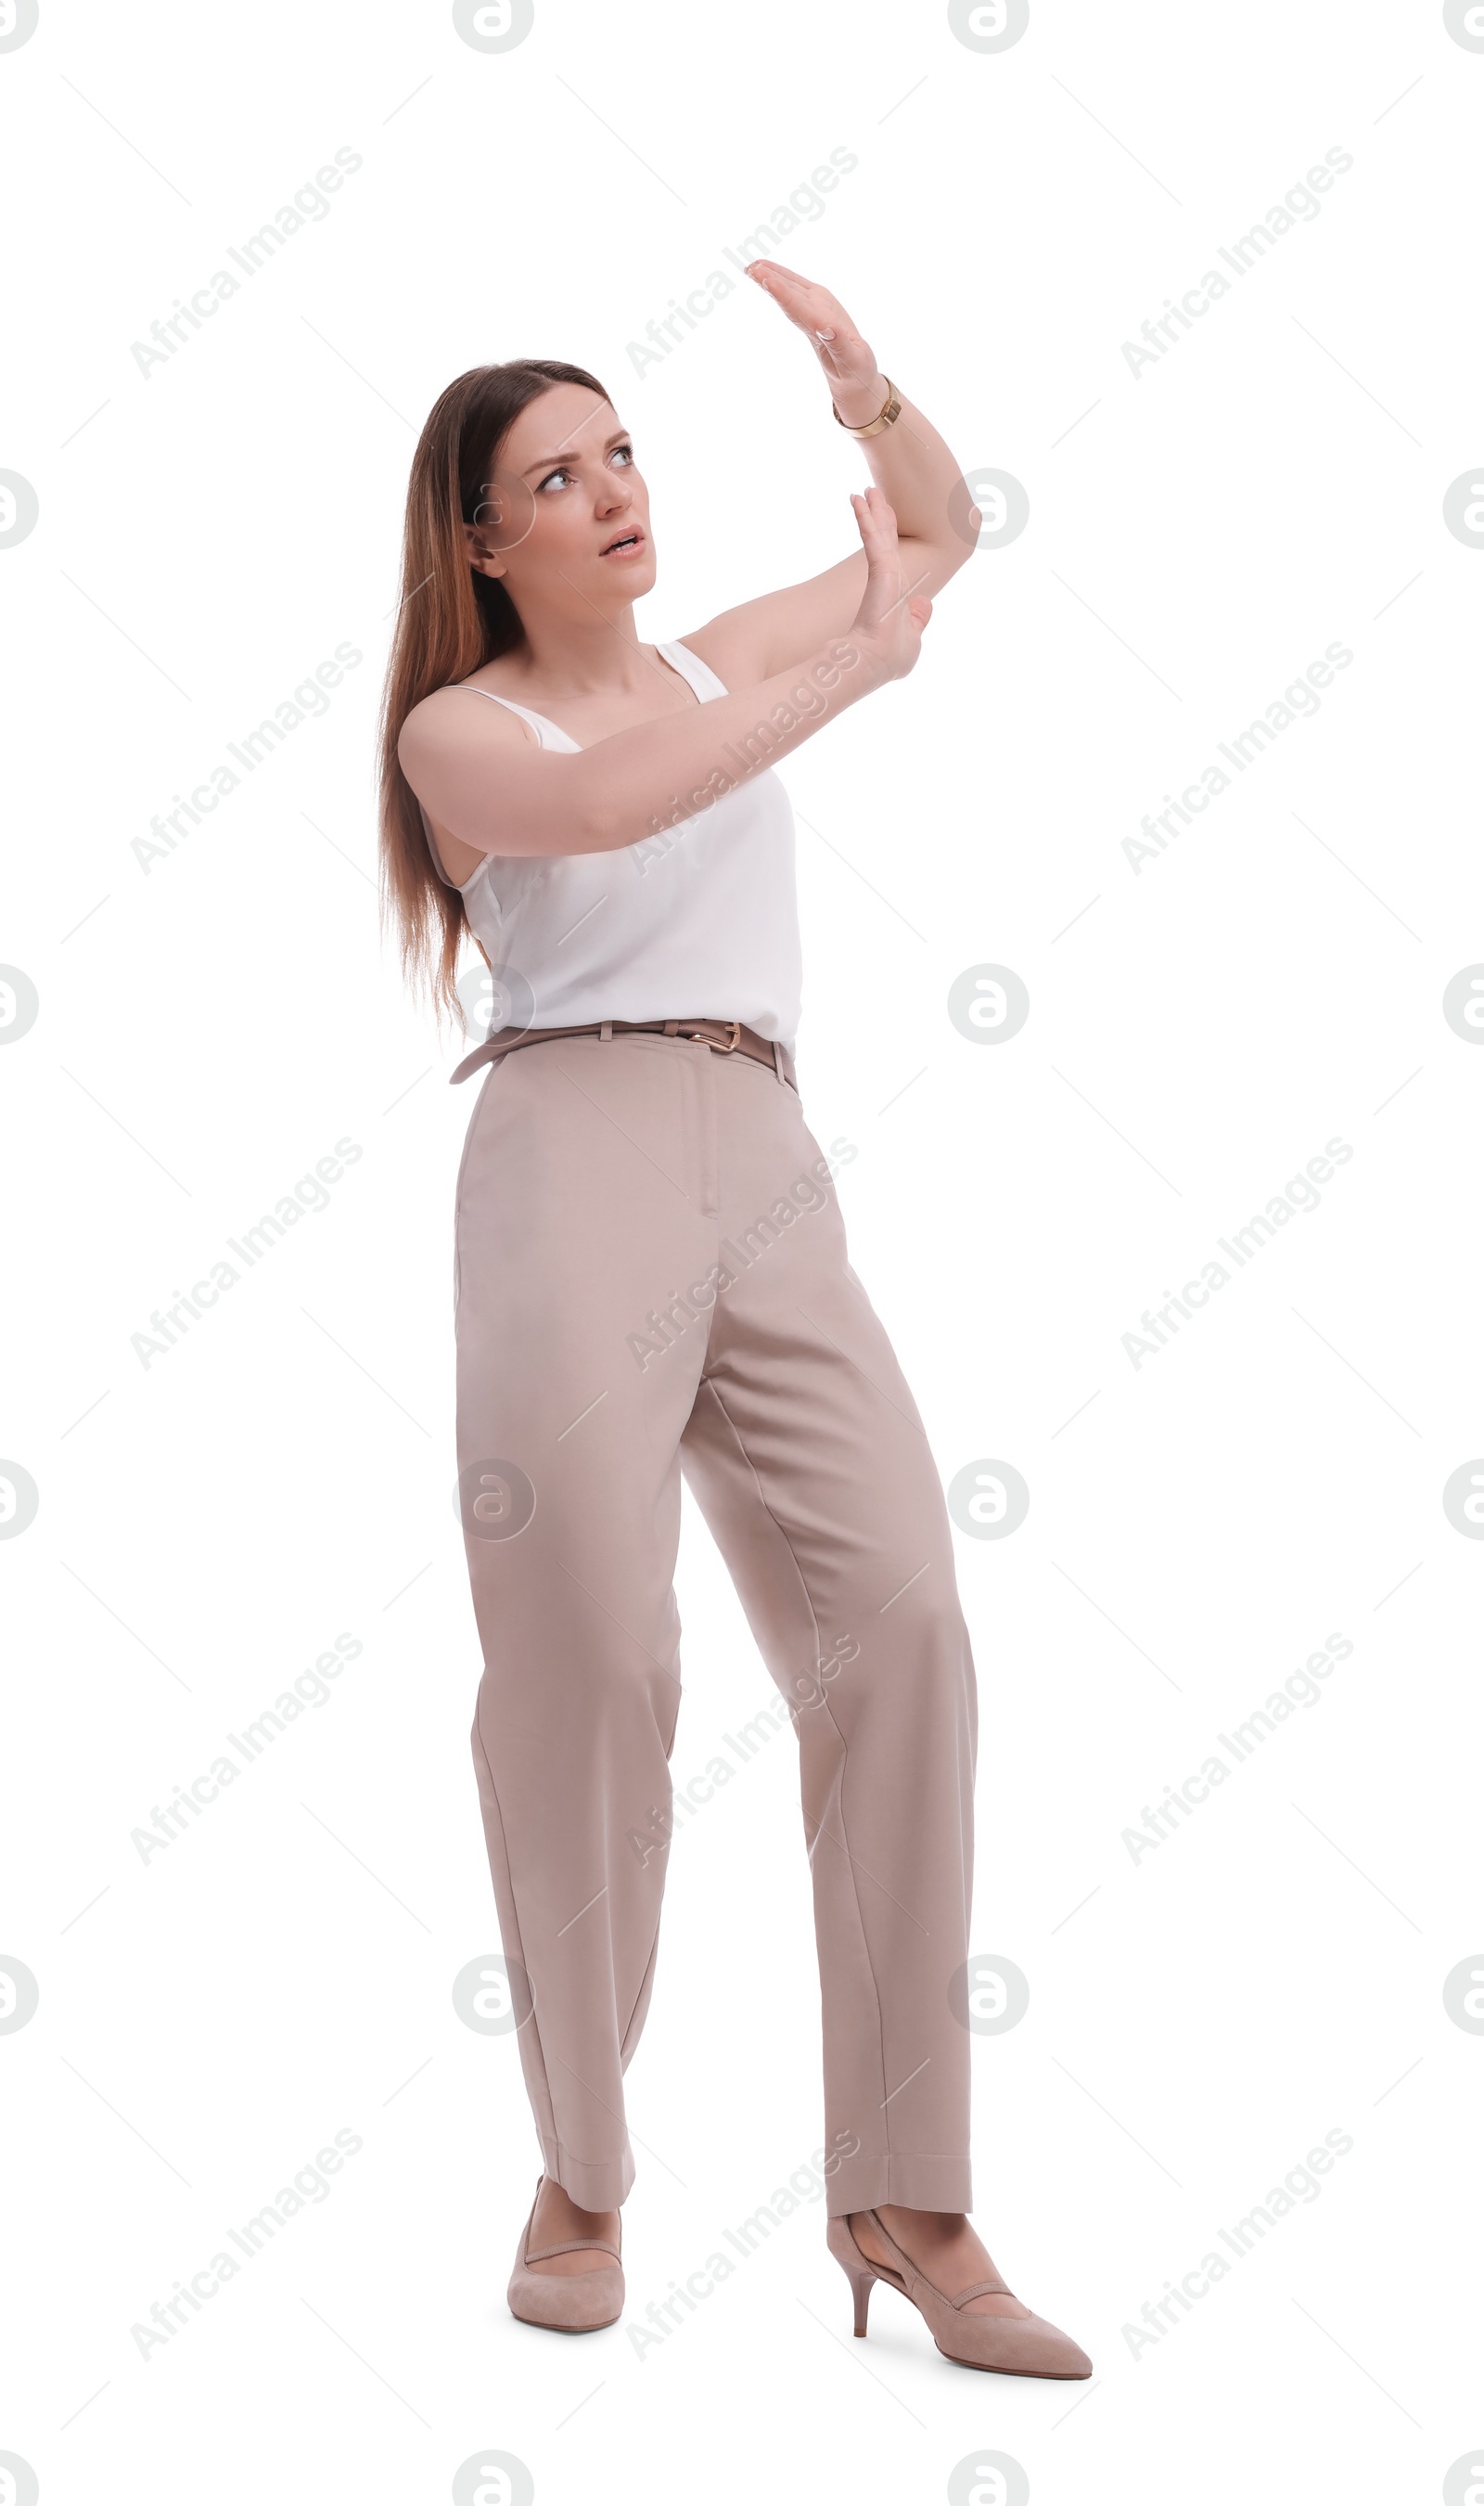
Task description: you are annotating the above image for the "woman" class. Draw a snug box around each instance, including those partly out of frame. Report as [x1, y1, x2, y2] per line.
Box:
[379, 261, 1090, 2379]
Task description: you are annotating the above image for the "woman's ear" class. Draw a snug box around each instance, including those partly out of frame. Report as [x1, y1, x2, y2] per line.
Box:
[464, 520, 508, 581]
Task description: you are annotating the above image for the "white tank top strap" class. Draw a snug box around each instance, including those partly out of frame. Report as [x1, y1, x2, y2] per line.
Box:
[656, 637, 728, 700]
[453, 685, 572, 750]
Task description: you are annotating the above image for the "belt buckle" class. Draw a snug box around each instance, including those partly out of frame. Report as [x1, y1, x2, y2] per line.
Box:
[714, 1020, 742, 1053]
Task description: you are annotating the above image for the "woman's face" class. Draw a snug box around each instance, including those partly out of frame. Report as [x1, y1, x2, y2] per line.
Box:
[467, 383, 657, 613]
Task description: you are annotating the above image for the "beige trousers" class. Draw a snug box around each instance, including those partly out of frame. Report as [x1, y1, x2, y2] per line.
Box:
[455, 1033, 978, 2217]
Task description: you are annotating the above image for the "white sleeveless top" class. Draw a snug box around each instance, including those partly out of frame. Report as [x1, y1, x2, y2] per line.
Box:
[426, 638, 803, 1051]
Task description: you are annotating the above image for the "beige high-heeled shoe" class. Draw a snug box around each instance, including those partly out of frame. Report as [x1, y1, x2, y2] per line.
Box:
[826, 2209, 1092, 2378]
[506, 2177, 624, 2333]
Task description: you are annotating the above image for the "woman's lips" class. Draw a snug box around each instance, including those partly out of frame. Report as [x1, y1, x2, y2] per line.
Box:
[600, 529, 646, 558]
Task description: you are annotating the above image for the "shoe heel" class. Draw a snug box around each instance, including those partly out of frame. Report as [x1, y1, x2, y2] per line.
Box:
[825, 2217, 874, 2336]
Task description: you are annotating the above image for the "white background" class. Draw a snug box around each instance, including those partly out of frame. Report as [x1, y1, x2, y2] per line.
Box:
[3, 2, 1482, 2500]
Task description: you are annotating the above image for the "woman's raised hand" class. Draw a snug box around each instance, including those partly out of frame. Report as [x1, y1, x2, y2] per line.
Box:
[848, 485, 933, 684]
[743, 259, 881, 407]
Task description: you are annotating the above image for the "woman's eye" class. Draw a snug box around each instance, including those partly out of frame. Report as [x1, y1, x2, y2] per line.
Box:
[537, 448, 632, 492]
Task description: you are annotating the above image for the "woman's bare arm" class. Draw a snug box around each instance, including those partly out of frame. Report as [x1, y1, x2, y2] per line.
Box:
[398, 486, 928, 862]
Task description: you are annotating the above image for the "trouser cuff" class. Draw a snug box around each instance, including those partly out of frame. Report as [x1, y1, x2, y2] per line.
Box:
[544, 2142, 637, 2211]
[825, 2153, 973, 2218]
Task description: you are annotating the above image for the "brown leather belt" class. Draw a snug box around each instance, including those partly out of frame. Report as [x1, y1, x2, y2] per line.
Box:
[451, 1015, 798, 1091]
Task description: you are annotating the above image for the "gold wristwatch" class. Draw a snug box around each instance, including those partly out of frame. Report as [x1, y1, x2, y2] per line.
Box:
[832, 376, 902, 438]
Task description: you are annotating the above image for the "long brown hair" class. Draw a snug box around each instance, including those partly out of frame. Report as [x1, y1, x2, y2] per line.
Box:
[377, 358, 612, 1024]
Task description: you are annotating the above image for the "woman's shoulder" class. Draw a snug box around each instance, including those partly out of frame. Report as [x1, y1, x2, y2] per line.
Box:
[400, 675, 542, 759]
